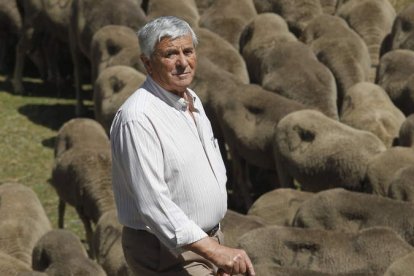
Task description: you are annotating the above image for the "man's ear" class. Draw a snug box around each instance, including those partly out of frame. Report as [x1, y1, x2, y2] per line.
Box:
[140, 54, 152, 75]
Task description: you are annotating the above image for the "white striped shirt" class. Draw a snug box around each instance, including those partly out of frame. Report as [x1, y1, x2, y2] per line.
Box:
[110, 76, 227, 250]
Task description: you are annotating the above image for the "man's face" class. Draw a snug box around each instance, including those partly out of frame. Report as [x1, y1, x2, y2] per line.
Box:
[142, 34, 197, 96]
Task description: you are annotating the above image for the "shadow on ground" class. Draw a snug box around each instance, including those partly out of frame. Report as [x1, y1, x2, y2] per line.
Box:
[18, 103, 94, 131]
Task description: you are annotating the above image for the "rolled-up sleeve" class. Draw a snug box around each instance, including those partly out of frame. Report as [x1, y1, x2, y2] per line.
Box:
[111, 114, 207, 249]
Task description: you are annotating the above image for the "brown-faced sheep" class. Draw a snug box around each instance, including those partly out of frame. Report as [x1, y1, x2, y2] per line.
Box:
[0, 183, 51, 266]
[301, 14, 371, 108]
[274, 109, 386, 192]
[93, 65, 146, 134]
[239, 225, 413, 274]
[340, 82, 405, 148]
[293, 188, 414, 246]
[32, 229, 106, 275]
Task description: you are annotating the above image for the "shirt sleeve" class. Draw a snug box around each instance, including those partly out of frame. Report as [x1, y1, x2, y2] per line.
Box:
[111, 113, 207, 250]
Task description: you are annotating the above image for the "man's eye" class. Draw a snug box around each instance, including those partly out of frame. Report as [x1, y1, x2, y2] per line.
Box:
[166, 53, 177, 58]
[184, 50, 194, 56]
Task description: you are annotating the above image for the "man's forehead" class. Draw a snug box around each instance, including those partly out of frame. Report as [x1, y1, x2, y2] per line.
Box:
[156, 35, 194, 49]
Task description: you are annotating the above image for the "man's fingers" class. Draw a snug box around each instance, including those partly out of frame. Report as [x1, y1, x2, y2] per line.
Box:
[243, 253, 256, 276]
[234, 254, 247, 274]
[246, 260, 256, 276]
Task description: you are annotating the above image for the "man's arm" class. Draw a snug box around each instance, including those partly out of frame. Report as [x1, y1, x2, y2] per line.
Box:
[184, 236, 256, 276]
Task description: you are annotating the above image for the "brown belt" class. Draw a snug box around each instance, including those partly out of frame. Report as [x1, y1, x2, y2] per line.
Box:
[205, 224, 220, 237]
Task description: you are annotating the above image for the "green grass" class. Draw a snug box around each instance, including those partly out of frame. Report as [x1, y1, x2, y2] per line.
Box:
[0, 76, 93, 240]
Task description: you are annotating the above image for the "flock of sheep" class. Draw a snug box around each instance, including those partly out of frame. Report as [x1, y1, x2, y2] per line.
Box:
[2, 0, 414, 275]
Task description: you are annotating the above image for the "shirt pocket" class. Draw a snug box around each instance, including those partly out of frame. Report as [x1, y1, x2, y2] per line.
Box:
[211, 138, 227, 187]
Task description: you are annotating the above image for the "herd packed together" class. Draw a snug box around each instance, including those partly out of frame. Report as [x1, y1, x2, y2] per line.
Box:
[2, 0, 414, 275]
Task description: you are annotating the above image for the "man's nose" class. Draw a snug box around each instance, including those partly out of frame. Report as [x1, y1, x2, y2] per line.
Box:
[176, 51, 189, 67]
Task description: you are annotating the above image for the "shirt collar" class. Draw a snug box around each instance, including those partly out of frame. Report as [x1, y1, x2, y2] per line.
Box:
[143, 76, 199, 112]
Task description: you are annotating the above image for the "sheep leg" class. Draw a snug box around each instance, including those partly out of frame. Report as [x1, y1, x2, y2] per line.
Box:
[12, 27, 32, 95]
[58, 199, 66, 228]
[77, 210, 95, 259]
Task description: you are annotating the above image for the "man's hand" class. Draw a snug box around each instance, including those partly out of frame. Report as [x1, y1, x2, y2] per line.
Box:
[185, 236, 256, 275]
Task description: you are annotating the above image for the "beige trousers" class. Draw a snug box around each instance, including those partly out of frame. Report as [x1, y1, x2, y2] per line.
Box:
[122, 226, 224, 276]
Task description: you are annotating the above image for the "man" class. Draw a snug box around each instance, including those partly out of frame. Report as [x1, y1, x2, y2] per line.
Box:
[110, 16, 255, 276]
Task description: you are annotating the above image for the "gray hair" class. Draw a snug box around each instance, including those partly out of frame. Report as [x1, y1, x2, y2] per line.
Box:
[137, 16, 198, 58]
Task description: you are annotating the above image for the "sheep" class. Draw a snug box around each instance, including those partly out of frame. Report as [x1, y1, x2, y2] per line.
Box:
[0, 0, 22, 74]
[398, 113, 414, 147]
[12, 0, 73, 96]
[293, 188, 414, 246]
[376, 49, 414, 116]
[240, 15, 338, 119]
[69, 0, 146, 116]
[336, 0, 396, 80]
[388, 165, 414, 203]
[340, 82, 405, 148]
[365, 146, 414, 196]
[54, 117, 109, 158]
[239, 225, 413, 274]
[220, 210, 266, 248]
[252, 0, 324, 37]
[32, 229, 106, 275]
[301, 14, 371, 109]
[90, 24, 146, 83]
[93, 65, 146, 134]
[0, 183, 51, 266]
[52, 118, 114, 257]
[247, 188, 314, 226]
[195, 27, 250, 84]
[146, 0, 200, 27]
[199, 0, 257, 50]
[274, 109, 386, 192]
[191, 56, 307, 211]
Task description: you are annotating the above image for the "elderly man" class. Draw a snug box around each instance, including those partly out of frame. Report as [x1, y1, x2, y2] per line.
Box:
[110, 16, 255, 276]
